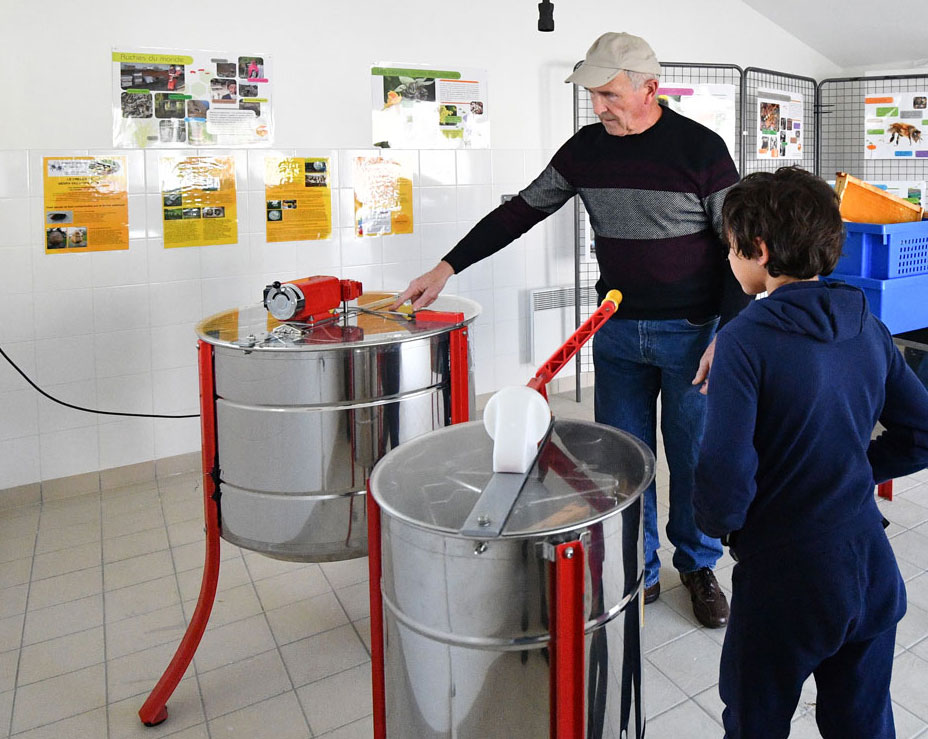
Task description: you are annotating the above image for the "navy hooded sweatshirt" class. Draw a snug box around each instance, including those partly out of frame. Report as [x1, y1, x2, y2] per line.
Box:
[694, 281, 928, 562]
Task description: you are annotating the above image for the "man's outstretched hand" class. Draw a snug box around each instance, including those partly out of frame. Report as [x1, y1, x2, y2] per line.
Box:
[390, 261, 455, 311]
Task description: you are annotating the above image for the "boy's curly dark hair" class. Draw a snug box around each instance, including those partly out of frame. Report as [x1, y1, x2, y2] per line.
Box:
[722, 166, 845, 279]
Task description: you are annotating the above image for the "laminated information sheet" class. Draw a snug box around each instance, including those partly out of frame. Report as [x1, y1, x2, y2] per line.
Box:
[756, 89, 803, 160]
[864, 92, 928, 159]
[658, 83, 737, 162]
[264, 157, 333, 242]
[43, 156, 129, 254]
[113, 48, 272, 148]
[371, 63, 489, 149]
[353, 157, 413, 237]
[160, 156, 238, 248]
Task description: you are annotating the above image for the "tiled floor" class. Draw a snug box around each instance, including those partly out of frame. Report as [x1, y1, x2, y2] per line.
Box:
[0, 390, 927, 738]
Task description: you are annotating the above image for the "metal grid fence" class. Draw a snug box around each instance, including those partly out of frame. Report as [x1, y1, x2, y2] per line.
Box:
[817, 74, 928, 183]
[572, 63, 743, 392]
[742, 67, 817, 176]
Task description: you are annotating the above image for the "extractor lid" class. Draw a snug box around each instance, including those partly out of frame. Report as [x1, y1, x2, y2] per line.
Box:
[369, 419, 655, 538]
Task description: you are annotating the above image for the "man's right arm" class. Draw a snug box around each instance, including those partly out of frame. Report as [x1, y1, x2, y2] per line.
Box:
[393, 159, 578, 309]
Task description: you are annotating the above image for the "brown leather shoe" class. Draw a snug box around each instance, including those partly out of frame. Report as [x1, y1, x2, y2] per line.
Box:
[680, 568, 729, 628]
[644, 582, 660, 604]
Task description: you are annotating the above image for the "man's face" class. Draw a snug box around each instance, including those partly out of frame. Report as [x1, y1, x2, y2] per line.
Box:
[587, 73, 656, 136]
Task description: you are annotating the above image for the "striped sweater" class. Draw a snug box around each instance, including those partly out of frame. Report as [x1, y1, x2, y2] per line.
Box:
[443, 106, 749, 323]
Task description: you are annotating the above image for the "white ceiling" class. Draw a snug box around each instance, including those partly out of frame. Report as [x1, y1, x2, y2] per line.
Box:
[742, 0, 928, 71]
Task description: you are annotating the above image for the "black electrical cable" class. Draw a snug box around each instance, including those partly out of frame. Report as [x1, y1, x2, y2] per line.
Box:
[0, 343, 199, 419]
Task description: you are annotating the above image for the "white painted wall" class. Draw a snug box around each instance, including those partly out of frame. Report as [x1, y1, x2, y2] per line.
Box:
[0, 0, 843, 492]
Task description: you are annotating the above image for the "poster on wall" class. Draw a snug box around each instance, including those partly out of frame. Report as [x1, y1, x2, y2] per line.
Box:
[159, 156, 238, 248]
[658, 83, 738, 162]
[371, 64, 490, 149]
[112, 49, 273, 148]
[264, 157, 333, 242]
[756, 89, 803, 159]
[863, 180, 928, 207]
[43, 157, 129, 254]
[864, 92, 928, 159]
[353, 157, 413, 237]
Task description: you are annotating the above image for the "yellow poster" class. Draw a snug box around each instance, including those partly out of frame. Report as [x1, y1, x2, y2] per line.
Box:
[353, 156, 414, 237]
[160, 156, 238, 248]
[264, 157, 332, 242]
[43, 157, 129, 254]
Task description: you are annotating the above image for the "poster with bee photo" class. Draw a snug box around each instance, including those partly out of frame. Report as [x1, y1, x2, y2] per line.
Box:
[112, 48, 273, 148]
[756, 89, 803, 160]
[371, 63, 490, 149]
[864, 92, 928, 159]
[43, 157, 128, 254]
[264, 156, 333, 242]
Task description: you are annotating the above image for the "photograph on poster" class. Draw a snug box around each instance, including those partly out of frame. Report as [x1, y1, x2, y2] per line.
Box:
[657, 83, 737, 161]
[119, 63, 185, 92]
[240, 56, 265, 80]
[211, 78, 237, 101]
[159, 119, 186, 143]
[46, 228, 67, 249]
[154, 94, 185, 119]
[239, 101, 260, 115]
[216, 62, 237, 78]
[757, 89, 803, 159]
[187, 100, 209, 119]
[120, 92, 152, 118]
[240, 84, 258, 97]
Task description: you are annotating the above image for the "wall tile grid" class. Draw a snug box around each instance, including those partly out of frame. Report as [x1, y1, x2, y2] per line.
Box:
[0, 146, 574, 491]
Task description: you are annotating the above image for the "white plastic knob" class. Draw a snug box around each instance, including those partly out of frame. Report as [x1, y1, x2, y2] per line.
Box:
[483, 386, 552, 473]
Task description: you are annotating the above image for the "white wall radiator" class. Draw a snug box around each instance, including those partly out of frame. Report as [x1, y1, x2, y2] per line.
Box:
[528, 285, 598, 372]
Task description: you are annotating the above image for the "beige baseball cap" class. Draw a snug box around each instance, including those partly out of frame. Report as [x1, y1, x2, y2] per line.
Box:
[565, 32, 661, 88]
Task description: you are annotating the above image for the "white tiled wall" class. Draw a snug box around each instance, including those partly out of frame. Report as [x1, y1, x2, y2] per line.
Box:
[0, 147, 576, 491]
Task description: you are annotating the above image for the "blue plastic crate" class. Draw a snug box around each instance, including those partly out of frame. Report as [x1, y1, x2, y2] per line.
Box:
[835, 221, 928, 279]
[822, 272, 928, 334]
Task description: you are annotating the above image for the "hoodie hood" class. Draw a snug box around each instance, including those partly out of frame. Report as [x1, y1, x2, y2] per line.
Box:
[743, 281, 869, 343]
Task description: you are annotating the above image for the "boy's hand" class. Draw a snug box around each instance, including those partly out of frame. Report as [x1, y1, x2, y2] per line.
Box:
[692, 336, 717, 395]
[390, 261, 454, 311]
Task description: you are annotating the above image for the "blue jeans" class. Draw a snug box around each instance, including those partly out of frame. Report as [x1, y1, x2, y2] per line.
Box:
[593, 317, 723, 587]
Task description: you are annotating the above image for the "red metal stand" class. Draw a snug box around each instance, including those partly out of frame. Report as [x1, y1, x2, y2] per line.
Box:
[449, 325, 470, 424]
[550, 540, 586, 739]
[138, 341, 222, 727]
[878, 480, 893, 500]
[367, 484, 387, 739]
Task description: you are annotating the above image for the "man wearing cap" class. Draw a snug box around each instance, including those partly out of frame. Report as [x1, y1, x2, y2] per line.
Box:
[393, 32, 747, 629]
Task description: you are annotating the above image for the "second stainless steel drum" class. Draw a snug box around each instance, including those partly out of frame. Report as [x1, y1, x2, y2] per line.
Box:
[196, 294, 479, 562]
[369, 418, 655, 738]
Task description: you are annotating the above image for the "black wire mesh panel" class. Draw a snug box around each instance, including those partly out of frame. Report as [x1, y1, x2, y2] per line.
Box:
[818, 75, 928, 183]
[743, 67, 817, 176]
[572, 63, 743, 394]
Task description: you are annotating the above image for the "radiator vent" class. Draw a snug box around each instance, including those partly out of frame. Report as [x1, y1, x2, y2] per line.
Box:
[529, 285, 598, 368]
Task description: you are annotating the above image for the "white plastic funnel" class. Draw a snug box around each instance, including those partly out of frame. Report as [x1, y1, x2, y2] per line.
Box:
[482, 386, 552, 473]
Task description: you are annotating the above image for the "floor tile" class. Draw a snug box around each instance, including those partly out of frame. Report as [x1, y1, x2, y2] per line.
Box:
[0, 583, 28, 619]
[209, 691, 310, 739]
[31, 541, 100, 581]
[0, 534, 35, 564]
[33, 519, 100, 555]
[10, 663, 105, 733]
[647, 630, 722, 697]
[298, 662, 372, 735]
[643, 599, 697, 653]
[0, 649, 16, 693]
[198, 650, 292, 720]
[643, 657, 687, 718]
[105, 603, 188, 660]
[102, 508, 166, 540]
[16, 626, 104, 687]
[0, 612, 24, 653]
[0, 558, 31, 589]
[334, 581, 370, 622]
[0, 689, 11, 737]
[900, 602, 928, 650]
[104, 549, 174, 591]
[26, 566, 102, 611]
[253, 566, 331, 612]
[22, 595, 102, 646]
[281, 624, 369, 688]
[7, 706, 106, 739]
[646, 697, 723, 735]
[266, 592, 349, 647]
[184, 582, 263, 631]
[317, 714, 374, 739]
[176, 556, 250, 602]
[193, 614, 277, 674]
[320, 557, 370, 590]
[893, 651, 928, 722]
[103, 526, 170, 564]
[895, 700, 928, 739]
[892, 530, 928, 571]
[105, 574, 181, 623]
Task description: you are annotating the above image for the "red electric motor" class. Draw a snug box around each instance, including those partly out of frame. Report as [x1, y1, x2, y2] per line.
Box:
[263, 276, 363, 323]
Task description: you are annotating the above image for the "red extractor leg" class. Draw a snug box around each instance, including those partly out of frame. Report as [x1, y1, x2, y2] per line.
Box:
[551, 540, 586, 739]
[138, 341, 222, 726]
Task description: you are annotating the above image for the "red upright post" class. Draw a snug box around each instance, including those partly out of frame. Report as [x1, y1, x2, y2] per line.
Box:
[367, 483, 387, 739]
[138, 341, 222, 726]
[449, 325, 470, 424]
[550, 540, 586, 739]
[877, 480, 893, 500]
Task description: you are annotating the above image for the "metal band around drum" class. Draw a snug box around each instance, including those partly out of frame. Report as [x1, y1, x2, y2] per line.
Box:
[379, 574, 644, 651]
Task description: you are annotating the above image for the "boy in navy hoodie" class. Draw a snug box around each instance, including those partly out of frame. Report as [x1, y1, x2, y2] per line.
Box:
[693, 166, 928, 738]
